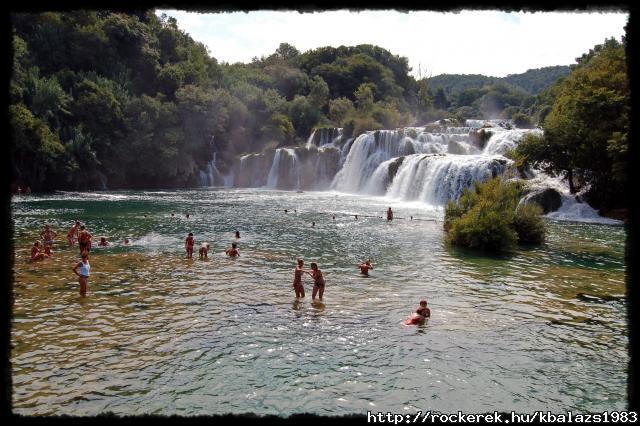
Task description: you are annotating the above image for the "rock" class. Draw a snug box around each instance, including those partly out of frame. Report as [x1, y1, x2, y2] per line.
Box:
[522, 187, 562, 214]
[387, 156, 405, 182]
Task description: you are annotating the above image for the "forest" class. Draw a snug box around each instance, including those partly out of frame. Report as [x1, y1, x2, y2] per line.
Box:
[10, 11, 629, 210]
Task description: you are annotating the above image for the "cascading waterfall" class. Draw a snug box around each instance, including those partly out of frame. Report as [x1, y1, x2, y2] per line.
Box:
[266, 148, 301, 190]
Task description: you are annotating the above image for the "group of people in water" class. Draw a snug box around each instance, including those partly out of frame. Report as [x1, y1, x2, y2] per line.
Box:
[26, 207, 430, 324]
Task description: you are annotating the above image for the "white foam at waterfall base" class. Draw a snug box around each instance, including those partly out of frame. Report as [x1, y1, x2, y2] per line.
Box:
[546, 195, 623, 225]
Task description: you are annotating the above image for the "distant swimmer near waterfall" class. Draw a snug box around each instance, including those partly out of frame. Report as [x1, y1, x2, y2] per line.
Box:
[359, 259, 374, 276]
[387, 207, 394, 221]
[293, 259, 306, 298]
[404, 300, 430, 325]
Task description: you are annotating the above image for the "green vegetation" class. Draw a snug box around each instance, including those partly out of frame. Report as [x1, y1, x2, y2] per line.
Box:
[512, 37, 629, 209]
[444, 178, 546, 252]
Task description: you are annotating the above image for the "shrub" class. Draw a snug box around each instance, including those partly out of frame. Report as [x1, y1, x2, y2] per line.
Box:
[444, 177, 545, 252]
[513, 203, 546, 244]
[512, 112, 534, 129]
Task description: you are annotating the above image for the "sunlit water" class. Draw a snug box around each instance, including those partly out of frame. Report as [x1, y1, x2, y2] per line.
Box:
[11, 189, 627, 415]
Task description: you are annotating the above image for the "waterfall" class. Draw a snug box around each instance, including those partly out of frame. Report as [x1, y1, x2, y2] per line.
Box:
[199, 153, 225, 187]
[266, 148, 301, 190]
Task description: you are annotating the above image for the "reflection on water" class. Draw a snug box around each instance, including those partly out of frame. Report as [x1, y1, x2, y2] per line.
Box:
[11, 189, 627, 415]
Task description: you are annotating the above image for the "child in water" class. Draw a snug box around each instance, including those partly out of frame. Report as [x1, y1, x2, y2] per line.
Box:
[31, 241, 46, 261]
[359, 259, 374, 276]
[199, 242, 210, 259]
[306, 262, 325, 301]
[72, 251, 91, 297]
[405, 300, 431, 325]
[292, 259, 306, 298]
[235, 230, 241, 239]
[98, 237, 109, 247]
[185, 233, 195, 259]
[44, 243, 53, 257]
[225, 242, 239, 257]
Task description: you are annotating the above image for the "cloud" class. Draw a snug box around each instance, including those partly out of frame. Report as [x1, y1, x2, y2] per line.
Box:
[156, 9, 628, 77]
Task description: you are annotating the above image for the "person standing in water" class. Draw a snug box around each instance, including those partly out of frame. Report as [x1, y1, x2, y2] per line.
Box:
[306, 262, 325, 301]
[225, 242, 240, 257]
[387, 207, 394, 221]
[72, 251, 91, 297]
[67, 221, 80, 247]
[185, 233, 195, 259]
[235, 231, 241, 239]
[293, 259, 306, 298]
[199, 242, 210, 259]
[359, 259, 374, 276]
[40, 224, 58, 247]
[78, 225, 93, 254]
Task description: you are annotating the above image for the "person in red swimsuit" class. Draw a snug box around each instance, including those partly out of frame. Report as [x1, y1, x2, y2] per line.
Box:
[185, 233, 195, 259]
[405, 300, 431, 325]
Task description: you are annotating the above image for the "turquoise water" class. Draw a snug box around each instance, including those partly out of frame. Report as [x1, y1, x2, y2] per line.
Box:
[11, 189, 627, 415]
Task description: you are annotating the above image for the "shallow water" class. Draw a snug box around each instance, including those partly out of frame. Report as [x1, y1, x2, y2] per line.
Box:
[11, 189, 627, 415]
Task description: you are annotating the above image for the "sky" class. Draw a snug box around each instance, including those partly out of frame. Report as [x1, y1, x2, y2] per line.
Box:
[156, 9, 628, 78]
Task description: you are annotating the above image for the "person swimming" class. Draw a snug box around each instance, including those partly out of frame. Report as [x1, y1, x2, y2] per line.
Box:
[225, 242, 240, 257]
[292, 258, 306, 298]
[98, 237, 109, 247]
[72, 251, 91, 297]
[306, 262, 325, 301]
[235, 230, 241, 239]
[124, 238, 130, 245]
[199, 242, 210, 259]
[185, 233, 195, 259]
[311, 221, 315, 227]
[359, 259, 374, 276]
[404, 300, 431, 325]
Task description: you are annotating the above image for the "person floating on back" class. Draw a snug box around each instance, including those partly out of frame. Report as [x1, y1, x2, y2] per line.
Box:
[72, 251, 91, 297]
[225, 242, 240, 257]
[67, 221, 80, 247]
[387, 207, 394, 221]
[306, 262, 325, 301]
[292, 258, 306, 298]
[31, 241, 46, 261]
[199, 242, 210, 259]
[78, 225, 93, 254]
[404, 299, 431, 325]
[359, 259, 374, 276]
[185, 233, 195, 259]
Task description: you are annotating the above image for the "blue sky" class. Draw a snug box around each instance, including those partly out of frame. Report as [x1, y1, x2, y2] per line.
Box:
[156, 9, 628, 77]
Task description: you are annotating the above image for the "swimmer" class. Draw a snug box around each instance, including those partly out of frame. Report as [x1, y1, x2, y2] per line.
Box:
[387, 207, 394, 221]
[311, 221, 315, 227]
[306, 262, 325, 301]
[355, 215, 358, 220]
[410, 215, 413, 220]
[67, 221, 80, 246]
[98, 237, 109, 247]
[72, 251, 91, 297]
[30, 241, 46, 261]
[225, 242, 240, 257]
[284, 209, 288, 214]
[235, 230, 240, 239]
[186, 213, 190, 219]
[359, 259, 374, 276]
[185, 233, 195, 259]
[78, 225, 93, 254]
[171, 213, 175, 217]
[40, 224, 57, 246]
[124, 238, 130, 245]
[332, 215, 336, 221]
[292, 259, 306, 298]
[404, 300, 430, 325]
[199, 242, 210, 259]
